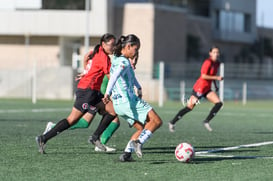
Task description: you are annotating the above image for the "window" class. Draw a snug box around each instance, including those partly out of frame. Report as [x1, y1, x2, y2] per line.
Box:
[216, 10, 251, 33]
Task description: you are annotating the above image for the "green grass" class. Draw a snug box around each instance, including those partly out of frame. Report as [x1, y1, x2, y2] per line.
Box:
[1, 98, 273, 181]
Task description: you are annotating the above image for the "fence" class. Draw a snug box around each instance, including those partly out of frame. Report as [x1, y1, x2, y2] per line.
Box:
[1, 60, 273, 103]
[159, 61, 273, 103]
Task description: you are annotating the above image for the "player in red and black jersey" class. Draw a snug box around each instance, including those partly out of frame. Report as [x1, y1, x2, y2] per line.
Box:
[169, 46, 223, 132]
[35, 33, 117, 154]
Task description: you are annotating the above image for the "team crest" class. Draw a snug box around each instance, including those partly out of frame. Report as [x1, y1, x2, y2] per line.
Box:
[82, 103, 89, 110]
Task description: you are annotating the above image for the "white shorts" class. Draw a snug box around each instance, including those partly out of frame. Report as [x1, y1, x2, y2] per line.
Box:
[113, 97, 152, 126]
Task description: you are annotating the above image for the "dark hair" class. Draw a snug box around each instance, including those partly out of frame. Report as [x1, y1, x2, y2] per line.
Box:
[114, 34, 140, 57]
[134, 52, 139, 64]
[88, 33, 116, 59]
[209, 45, 220, 52]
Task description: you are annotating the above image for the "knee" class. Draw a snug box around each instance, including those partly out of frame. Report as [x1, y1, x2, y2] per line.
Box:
[155, 117, 163, 127]
[113, 117, 120, 124]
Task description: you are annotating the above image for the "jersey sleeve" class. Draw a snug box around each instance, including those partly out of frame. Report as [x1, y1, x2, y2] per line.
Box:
[105, 60, 127, 95]
[200, 59, 212, 75]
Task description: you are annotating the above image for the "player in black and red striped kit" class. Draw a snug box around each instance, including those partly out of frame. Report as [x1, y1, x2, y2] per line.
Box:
[35, 33, 117, 154]
[169, 46, 223, 132]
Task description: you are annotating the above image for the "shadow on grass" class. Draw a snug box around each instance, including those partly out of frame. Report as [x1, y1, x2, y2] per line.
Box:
[193, 156, 258, 163]
[141, 146, 266, 164]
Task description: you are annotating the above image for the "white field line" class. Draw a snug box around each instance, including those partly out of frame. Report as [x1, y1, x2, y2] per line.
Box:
[196, 141, 273, 155]
[195, 154, 273, 159]
[0, 108, 70, 114]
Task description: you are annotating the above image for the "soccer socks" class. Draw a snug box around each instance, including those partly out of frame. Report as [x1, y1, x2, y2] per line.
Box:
[100, 121, 120, 144]
[204, 102, 223, 123]
[138, 129, 152, 144]
[124, 140, 134, 153]
[43, 119, 70, 143]
[91, 113, 116, 141]
[170, 107, 192, 124]
[69, 117, 90, 130]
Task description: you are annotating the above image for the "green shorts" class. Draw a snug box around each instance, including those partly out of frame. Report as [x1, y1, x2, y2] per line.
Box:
[113, 97, 152, 126]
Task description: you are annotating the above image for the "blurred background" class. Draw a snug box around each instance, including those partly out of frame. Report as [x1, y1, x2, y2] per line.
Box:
[0, 0, 272, 104]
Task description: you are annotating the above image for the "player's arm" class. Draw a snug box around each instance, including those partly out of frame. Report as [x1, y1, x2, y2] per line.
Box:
[200, 60, 223, 81]
[75, 52, 92, 81]
[201, 74, 223, 81]
[103, 65, 123, 104]
[133, 77, 142, 98]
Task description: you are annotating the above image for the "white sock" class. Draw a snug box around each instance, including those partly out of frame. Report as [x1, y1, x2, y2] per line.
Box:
[138, 129, 152, 144]
[124, 140, 134, 153]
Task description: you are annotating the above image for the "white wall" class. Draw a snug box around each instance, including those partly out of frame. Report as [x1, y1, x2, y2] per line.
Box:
[0, 0, 111, 36]
[0, 0, 42, 10]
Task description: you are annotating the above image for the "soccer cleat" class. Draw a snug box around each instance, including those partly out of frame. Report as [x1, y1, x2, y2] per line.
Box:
[131, 140, 142, 158]
[203, 122, 213, 132]
[43, 121, 55, 135]
[119, 152, 134, 162]
[88, 136, 107, 152]
[35, 136, 46, 154]
[168, 122, 175, 132]
[94, 145, 116, 152]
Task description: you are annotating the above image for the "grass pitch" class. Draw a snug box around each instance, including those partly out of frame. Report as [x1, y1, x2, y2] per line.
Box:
[0, 98, 273, 181]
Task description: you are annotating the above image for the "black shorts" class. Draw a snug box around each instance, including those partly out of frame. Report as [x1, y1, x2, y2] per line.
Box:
[192, 90, 212, 100]
[73, 88, 103, 114]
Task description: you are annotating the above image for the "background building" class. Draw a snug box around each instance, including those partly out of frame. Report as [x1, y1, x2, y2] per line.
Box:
[0, 0, 272, 101]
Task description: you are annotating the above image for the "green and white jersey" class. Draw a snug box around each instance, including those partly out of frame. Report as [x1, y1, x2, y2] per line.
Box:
[105, 55, 141, 104]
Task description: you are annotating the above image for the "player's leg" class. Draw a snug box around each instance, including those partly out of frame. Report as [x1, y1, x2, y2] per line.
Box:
[203, 91, 223, 131]
[100, 117, 120, 144]
[94, 118, 119, 152]
[120, 122, 143, 162]
[43, 107, 96, 135]
[36, 88, 93, 154]
[70, 111, 94, 129]
[168, 95, 198, 132]
[88, 101, 117, 151]
[94, 116, 120, 152]
[132, 109, 162, 158]
[36, 107, 84, 154]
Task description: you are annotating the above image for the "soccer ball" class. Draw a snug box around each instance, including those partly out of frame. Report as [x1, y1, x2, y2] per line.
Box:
[175, 142, 195, 163]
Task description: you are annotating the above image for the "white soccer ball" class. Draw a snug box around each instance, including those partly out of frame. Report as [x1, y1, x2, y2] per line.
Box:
[175, 142, 195, 163]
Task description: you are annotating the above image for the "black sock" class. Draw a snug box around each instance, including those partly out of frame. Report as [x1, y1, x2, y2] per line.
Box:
[170, 107, 192, 124]
[204, 102, 223, 123]
[92, 114, 116, 140]
[43, 119, 70, 143]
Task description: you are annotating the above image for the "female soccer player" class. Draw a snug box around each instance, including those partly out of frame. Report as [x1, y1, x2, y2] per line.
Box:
[35, 33, 117, 154]
[169, 46, 223, 132]
[103, 34, 162, 161]
[42, 50, 120, 152]
[42, 53, 140, 152]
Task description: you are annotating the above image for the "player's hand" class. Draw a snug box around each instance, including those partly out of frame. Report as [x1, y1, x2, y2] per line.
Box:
[137, 88, 142, 99]
[102, 94, 110, 104]
[217, 76, 224, 81]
